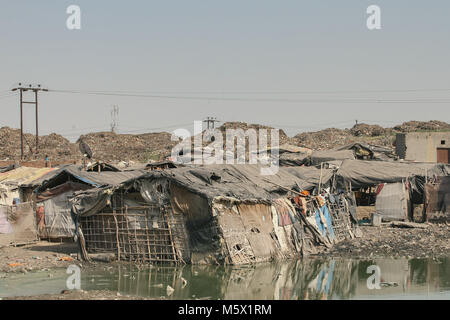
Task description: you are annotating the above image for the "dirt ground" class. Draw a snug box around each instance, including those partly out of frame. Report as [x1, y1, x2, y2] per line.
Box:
[0, 241, 81, 274]
[320, 221, 450, 259]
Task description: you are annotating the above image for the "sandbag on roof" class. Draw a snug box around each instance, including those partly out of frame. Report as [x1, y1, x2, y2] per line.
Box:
[336, 159, 450, 188]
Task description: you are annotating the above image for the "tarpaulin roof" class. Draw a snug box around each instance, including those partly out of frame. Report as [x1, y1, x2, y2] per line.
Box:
[308, 150, 355, 166]
[335, 159, 450, 188]
[35, 165, 147, 192]
[149, 164, 334, 200]
[71, 164, 334, 216]
[0, 167, 57, 188]
[336, 143, 396, 161]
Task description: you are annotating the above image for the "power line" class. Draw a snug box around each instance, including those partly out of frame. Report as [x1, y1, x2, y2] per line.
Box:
[0, 93, 16, 100]
[49, 87, 450, 95]
[47, 89, 450, 104]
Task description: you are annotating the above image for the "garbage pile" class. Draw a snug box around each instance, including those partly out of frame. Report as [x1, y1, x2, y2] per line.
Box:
[0, 127, 76, 161]
[393, 120, 450, 133]
[291, 120, 449, 150]
[78, 131, 179, 162]
[1, 120, 448, 162]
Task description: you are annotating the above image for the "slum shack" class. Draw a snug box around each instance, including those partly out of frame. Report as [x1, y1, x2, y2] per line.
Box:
[71, 164, 359, 265]
[30, 165, 146, 240]
[0, 166, 57, 205]
[333, 160, 450, 222]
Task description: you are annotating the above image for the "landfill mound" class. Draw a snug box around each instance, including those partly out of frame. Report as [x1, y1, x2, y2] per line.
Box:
[290, 120, 450, 150]
[179, 122, 290, 162]
[0, 127, 77, 161]
[291, 127, 395, 150]
[78, 131, 179, 162]
[0, 120, 448, 162]
[393, 120, 450, 133]
[218, 121, 290, 144]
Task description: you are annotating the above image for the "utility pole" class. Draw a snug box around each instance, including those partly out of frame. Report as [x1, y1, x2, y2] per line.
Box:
[203, 117, 220, 129]
[110, 105, 119, 133]
[11, 83, 48, 160]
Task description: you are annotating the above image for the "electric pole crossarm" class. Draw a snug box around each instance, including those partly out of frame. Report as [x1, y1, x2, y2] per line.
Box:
[11, 83, 48, 160]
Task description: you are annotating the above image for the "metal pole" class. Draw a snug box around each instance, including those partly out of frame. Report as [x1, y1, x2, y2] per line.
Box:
[20, 89, 24, 160]
[35, 89, 39, 150]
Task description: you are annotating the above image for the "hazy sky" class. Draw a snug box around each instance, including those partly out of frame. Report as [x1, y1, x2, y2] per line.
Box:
[1, 0, 449, 141]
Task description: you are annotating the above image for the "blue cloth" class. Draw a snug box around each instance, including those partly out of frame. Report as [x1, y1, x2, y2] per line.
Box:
[314, 209, 326, 236]
[321, 205, 335, 241]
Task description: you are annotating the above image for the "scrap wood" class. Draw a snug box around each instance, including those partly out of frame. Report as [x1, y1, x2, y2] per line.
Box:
[390, 221, 428, 229]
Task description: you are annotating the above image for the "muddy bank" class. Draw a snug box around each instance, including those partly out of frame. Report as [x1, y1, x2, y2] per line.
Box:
[2, 290, 157, 300]
[0, 241, 80, 274]
[319, 222, 450, 259]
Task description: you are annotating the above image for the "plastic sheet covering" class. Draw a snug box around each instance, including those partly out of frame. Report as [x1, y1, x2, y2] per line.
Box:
[424, 176, 450, 218]
[71, 164, 335, 218]
[375, 182, 408, 221]
[42, 191, 76, 238]
[308, 150, 355, 166]
[0, 203, 37, 246]
[136, 179, 170, 205]
[336, 160, 450, 188]
[72, 188, 112, 217]
[149, 164, 334, 201]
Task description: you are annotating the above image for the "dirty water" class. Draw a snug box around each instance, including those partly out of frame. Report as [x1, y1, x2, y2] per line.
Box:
[0, 257, 449, 300]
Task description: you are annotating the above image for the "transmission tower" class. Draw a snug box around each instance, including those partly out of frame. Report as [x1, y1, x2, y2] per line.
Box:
[203, 116, 220, 129]
[110, 105, 119, 133]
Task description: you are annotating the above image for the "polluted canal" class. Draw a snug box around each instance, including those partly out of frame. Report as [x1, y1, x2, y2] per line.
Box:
[1, 256, 449, 300]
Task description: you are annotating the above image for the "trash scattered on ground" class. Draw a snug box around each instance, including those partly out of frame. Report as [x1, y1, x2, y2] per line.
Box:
[166, 285, 174, 296]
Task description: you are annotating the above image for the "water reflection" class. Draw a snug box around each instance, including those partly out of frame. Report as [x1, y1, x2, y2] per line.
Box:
[1, 257, 449, 299]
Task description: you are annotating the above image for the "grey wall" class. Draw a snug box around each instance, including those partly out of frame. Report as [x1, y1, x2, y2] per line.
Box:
[401, 132, 450, 162]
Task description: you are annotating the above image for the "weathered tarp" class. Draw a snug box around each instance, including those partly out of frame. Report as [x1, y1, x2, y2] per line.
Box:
[35, 165, 146, 192]
[375, 182, 409, 221]
[71, 164, 334, 217]
[308, 150, 355, 166]
[71, 188, 112, 217]
[37, 181, 90, 202]
[0, 166, 57, 205]
[336, 160, 450, 188]
[278, 152, 309, 166]
[139, 164, 334, 203]
[0, 203, 37, 247]
[424, 176, 450, 218]
[336, 143, 396, 161]
[40, 191, 77, 238]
